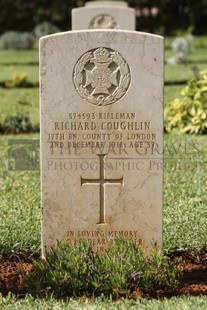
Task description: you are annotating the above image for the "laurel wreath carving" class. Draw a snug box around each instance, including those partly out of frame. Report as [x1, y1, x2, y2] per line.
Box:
[73, 48, 131, 106]
[89, 14, 117, 29]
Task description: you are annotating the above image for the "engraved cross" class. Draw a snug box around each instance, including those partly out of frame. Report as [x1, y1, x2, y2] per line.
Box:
[81, 154, 123, 224]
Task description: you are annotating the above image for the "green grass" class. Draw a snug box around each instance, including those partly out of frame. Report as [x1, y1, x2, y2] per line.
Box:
[165, 46, 207, 83]
[165, 36, 207, 84]
[165, 63, 207, 84]
[0, 134, 40, 254]
[165, 47, 207, 62]
[0, 65, 39, 84]
[194, 36, 207, 48]
[164, 36, 207, 50]
[164, 85, 183, 103]
[0, 88, 39, 124]
[165, 35, 207, 49]
[0, 49, 38, 65]
[1, 294, 207, 309]
[163, 134, 207, 253]
[164, 36, 174, 49]
[189, 47, 207, 63]
[0, 133, 206, 255]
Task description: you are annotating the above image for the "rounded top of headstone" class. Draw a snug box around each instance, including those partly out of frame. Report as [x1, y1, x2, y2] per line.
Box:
[85, 1, 128, 7]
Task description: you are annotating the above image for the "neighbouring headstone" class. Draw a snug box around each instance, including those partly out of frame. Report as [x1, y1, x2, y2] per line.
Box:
[40, 29, 164, 255]
[72, 1, 135, 30]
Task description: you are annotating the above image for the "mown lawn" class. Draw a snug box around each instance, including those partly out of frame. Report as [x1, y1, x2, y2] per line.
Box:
[0, 88, 39, 124]
[0, 65, 39, 84]
[165, 36, 207, 85]
[0, 133, 206, 255]
[1, 294, 207, 309]
[0, 36, 206, 121]
[0, 49, 38, 65]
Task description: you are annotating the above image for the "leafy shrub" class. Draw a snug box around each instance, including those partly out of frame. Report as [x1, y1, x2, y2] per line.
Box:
[0, 31, 35, 49]
[21, 240, 94, 298]
[0, 113, 39, 134]
[22, 239, 182, 298]
[164, 69, 207, 134]
[140, 244, 182, 297]
[34, 21, 60, 39]
[91, 238, 146, 297]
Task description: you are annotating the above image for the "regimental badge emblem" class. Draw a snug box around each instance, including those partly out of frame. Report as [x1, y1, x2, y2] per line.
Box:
[89, 14, 117, 29]
[73, 47, 131, 106]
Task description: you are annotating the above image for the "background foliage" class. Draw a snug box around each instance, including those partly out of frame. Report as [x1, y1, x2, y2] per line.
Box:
[0, 0, 206, 35]
[165, 69, 207, 134]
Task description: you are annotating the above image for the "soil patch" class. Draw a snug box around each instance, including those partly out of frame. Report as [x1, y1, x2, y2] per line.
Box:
[1, 252, 207, 298]
[0, 254, 34, 296]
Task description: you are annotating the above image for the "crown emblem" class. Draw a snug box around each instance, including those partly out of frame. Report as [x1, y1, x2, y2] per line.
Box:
[92, 47, 111, 63]
[73, 47, 131, 106]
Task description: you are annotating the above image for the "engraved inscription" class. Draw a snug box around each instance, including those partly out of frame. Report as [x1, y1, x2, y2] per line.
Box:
[67, 230, 143, 251]
[73, 47, 131, 106]
[81, 154, 123, 224]
[89, 14, 117, 29]
[47, 113, 160, 156]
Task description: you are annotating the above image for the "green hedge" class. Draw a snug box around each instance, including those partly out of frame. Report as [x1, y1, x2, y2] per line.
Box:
[0, 0, 206, 35]
[0, 0, 80, 34]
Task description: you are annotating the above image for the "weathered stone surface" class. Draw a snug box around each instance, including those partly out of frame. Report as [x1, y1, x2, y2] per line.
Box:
[72, 1, 135, 30]
[40, 30, 164, 255]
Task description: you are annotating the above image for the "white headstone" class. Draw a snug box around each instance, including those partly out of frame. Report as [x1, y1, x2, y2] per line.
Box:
[86, 1, 128, 7]
[72, 1, 135, 30]
[40, 30, 164, 255]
